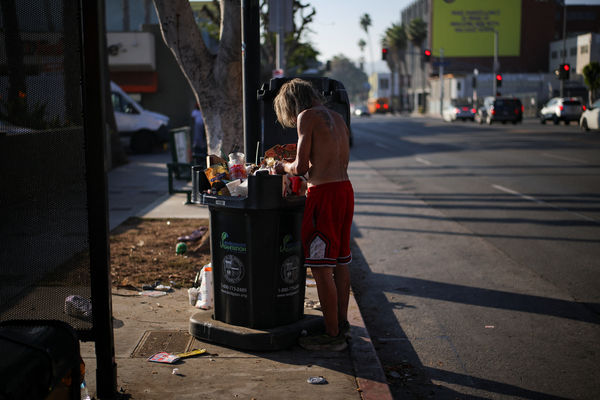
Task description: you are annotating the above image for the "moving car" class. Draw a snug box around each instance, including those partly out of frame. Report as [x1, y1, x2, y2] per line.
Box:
[111, 81, 170, 153]
[353, 105, 371, 117]
[477, 96, 523, 125]
[367, 97, 391, 114]
[443, 102, 476, 122]
[539, 97, 583, 125]
[579, 98, 600, 131]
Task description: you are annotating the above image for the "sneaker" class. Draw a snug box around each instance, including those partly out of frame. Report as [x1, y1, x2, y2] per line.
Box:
[339, 320, 351, 338]
[299, 333, 348, 351]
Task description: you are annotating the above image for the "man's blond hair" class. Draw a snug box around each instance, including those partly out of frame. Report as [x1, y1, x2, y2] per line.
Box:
[273, 78, 323, 128]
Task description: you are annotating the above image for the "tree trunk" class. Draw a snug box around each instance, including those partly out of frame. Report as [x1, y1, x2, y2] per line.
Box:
[152, 0, 243, 156]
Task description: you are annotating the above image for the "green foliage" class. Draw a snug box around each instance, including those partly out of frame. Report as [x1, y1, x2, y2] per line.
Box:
[259, 0, 320, 81]
[359, 13, 372, 34]
[325, 55, 369, 103]
[407, 18, 427, 47]
[583, 62, 600, 102]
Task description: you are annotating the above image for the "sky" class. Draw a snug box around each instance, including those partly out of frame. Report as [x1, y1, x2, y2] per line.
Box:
[307, 0, 600, 74]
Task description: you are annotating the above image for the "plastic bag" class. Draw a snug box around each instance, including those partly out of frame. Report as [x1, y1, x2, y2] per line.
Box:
[195, 264, 213, 310]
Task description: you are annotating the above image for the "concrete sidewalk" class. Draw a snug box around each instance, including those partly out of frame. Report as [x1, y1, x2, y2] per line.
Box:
[80, 152, 392, 399]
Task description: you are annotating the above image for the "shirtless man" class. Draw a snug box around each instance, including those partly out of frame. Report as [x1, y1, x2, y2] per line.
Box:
[272, 78, 354, 351]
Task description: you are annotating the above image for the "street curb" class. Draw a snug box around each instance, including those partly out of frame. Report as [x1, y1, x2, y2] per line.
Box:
[347, 290, 393, 400]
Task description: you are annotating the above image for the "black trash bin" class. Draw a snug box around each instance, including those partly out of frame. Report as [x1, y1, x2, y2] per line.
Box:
[198, 173, 306, 329]
[257, 77, 352, 154]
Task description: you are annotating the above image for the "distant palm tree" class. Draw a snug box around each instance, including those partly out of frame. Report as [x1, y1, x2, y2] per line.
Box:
[407, 18, 428, 112]
[358, 39, 366, 71]
[360, 13, 374, 77]
[383, 23, 407, 112]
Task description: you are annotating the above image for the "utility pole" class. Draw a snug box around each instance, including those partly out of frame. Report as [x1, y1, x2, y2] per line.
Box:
[439, 47, 444, 117]
[493, 30, 499, 96]
[560, 3, 567, 97]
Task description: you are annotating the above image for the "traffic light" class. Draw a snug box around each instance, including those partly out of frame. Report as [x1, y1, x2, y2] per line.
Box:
[558, 63, 570, 80]
[423, 49, 432, 62]
[382, 48, 388, 61]
[495, 74, 503, 88]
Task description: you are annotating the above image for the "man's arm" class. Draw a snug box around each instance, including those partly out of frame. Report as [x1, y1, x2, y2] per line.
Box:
[275, 111, 312, 176]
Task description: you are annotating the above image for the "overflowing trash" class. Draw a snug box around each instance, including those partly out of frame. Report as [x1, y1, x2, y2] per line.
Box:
[196, 145, 307, 199]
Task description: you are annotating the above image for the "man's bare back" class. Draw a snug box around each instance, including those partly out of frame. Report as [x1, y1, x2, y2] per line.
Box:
[277, 103, 350, 186]
[300, 105, 350, 186]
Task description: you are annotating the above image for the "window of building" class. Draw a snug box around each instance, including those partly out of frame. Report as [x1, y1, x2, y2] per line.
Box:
[551, 51, 557, 59]
[380, 78, 389, 90]
[581, 45, 589, 54]
[457, 82, 461, 90]
[570, 47, 577, 56]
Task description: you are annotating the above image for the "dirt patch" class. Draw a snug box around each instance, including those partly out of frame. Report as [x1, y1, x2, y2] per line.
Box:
[110, 217, 211, 289]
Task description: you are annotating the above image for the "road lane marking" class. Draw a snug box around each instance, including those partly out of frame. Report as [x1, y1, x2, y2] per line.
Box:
[374, 141, 388, 149]
[541, 152, 588, 164]
[415, 157, 432, 165]
[491, 184, 597, 222]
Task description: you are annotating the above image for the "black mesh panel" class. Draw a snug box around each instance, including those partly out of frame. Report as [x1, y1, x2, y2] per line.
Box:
[0, 0, 92, 334]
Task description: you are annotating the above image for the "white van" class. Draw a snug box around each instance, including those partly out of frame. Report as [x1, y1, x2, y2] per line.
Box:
[110, 81, 170, 153]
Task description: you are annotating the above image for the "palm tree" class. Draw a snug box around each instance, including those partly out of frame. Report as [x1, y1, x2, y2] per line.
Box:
[383, 23, 407, 112]
[358, 38, 366, 71]
[359, 13, 374, 77]
[407, 18, 428, 112]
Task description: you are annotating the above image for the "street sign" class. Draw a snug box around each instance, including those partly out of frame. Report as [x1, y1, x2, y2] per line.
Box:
[268, 0, 293, 33]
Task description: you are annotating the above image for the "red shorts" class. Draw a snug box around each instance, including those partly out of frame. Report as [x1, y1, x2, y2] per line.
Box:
[302, 180, 354, 268]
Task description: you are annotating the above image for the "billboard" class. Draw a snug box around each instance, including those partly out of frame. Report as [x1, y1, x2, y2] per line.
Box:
[432, 0, 521, 57]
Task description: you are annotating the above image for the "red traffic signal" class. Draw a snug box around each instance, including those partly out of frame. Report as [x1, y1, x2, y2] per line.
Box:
[495, 74, 502, 87]
[382, 47, 388, 60]
[559, 64, 570, 79]
[423, 49, 431, 62]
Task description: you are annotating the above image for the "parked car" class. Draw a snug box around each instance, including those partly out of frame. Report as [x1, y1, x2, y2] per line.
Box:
[539, 97, 583, 125]
[579, 98, 600, 131]
[443, 102, 476, 122]
[477, 96, 523, 125]
[111, 81, 170, 153]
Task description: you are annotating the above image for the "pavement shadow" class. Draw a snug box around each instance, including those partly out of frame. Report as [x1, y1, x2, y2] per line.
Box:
[348, 241, 576, 400]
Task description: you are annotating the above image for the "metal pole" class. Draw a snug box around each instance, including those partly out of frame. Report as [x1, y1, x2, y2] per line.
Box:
[439, 48, 444, 117]
[242, 0, 261, 158]
[560, 3, 566, 97]
[80, 0, 117, 397]
[493, 30, 498, 96]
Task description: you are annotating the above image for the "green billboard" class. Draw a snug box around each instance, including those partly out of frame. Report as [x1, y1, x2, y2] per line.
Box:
[432, 0, 521, 57]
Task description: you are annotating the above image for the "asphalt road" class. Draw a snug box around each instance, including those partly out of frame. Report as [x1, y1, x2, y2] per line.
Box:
[347, 115, 600, 399]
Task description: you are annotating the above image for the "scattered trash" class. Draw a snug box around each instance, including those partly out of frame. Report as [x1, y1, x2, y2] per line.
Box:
[175, 349, 207, 359]
[64, 295, 92, 320]
[188, 286, 201, 305]
[177, 226, 208, 243]
[154, 284, 172, 292]
[194, 264, 213, 309]
[139, 290, 167, 297]
[306, 279, 316, 287]
[148, 352, 180, 364]
[389, 371, 401, 378]
[307, 376, 328, 385]
[304, 300, 321, 310]
[176, 242, 188, 255]
[485, 325, 495, 329]
[172, 368, 181, 375]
